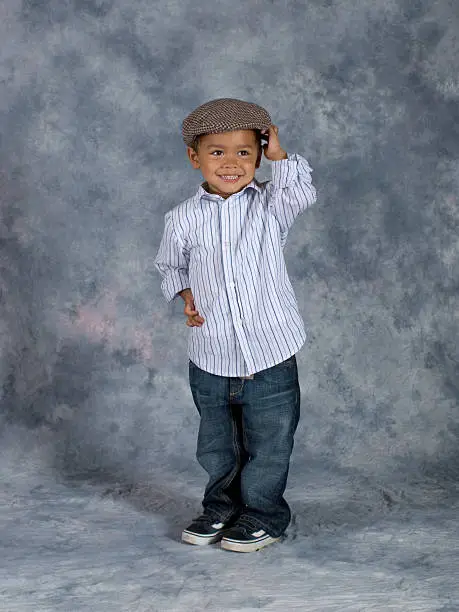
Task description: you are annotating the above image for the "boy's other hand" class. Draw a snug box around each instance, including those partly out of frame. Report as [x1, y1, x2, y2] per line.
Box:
[184, 298, 205, 327]
[260, 125, 288, 161]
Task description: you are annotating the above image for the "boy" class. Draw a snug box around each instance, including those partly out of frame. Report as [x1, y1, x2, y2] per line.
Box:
[154, 98, 317, 552]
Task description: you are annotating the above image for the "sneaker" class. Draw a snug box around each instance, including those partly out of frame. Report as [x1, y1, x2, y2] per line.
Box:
[221, 523, 281, 553]
[181, 514, 233, 546]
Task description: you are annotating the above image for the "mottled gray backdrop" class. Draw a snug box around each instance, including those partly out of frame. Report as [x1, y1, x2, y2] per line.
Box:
[1, 0, 458, 496]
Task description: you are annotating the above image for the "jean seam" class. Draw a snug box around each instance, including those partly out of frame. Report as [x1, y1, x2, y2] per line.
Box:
[242, 412, 249, 453]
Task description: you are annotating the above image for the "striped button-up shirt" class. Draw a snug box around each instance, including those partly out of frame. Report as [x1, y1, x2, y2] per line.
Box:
[154, 153, 317, 377]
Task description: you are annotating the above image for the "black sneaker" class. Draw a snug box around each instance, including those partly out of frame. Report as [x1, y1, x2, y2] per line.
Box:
[221, 523, 281, 553]
[182, 514, 233, 546]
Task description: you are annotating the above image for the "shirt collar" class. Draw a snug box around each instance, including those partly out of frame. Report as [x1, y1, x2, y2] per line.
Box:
[194, 177, 263, 206]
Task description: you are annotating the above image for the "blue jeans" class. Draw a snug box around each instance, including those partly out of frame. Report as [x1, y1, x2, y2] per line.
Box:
[188, 354, 301, 538]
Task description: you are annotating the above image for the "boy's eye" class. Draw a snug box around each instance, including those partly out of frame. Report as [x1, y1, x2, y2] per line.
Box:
[211, 150, 249, 156]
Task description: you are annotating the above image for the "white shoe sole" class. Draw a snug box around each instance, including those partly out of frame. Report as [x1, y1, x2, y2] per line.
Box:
[181, 530, 224, 546]
[220, 535, 280, 553]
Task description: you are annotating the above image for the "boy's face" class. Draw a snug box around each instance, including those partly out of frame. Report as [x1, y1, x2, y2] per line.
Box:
[187, 129, 262, 199]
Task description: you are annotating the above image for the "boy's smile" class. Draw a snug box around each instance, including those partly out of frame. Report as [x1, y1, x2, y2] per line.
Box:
[187, 129, 262, 199]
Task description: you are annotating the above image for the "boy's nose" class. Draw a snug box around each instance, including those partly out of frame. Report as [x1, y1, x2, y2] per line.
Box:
[221, 159, 241, 169]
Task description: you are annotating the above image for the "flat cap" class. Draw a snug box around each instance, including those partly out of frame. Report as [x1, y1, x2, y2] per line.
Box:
[182, 97, 272, 147]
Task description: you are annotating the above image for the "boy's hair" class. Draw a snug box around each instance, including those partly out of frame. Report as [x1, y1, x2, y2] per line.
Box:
[190, 129, 263, 154]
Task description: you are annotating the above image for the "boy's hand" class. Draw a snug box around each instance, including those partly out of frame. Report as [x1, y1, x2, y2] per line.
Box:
[260, 125, 288, 161]
[184, 297, 205, 327]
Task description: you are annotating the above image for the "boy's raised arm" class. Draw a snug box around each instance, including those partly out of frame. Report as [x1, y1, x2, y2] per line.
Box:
[267, 153, 317, 234]
[154, 211, 190, 303]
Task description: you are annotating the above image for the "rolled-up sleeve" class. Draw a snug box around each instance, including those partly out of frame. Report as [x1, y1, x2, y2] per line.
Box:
[267, 153, 317, 234]
[154, 211, 190, 303]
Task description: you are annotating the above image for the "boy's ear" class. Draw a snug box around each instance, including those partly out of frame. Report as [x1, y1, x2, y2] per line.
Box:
[187, 146, 201, 169]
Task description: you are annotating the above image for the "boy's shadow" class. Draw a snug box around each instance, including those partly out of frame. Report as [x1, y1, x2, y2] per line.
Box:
[99, 477, 206, 542]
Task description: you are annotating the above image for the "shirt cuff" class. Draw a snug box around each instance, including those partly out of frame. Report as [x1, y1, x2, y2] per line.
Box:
[162, 270, 190, 303]
[271, 153, 301, 188]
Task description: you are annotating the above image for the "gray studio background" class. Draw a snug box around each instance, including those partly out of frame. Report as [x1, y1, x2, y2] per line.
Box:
[1, 0, 459, 520]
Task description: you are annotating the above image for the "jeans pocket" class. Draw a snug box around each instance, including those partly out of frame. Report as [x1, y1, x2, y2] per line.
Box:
[262, 354, 297, 385]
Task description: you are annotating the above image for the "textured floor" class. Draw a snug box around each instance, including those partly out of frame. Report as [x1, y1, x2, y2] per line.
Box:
[2, 435, 459, 612]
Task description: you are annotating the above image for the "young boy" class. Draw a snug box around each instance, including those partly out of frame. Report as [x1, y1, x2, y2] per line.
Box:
[154, 98, 317, 552]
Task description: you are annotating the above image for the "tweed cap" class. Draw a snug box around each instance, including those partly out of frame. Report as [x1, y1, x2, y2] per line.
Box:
[182, 98, 272, 147]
